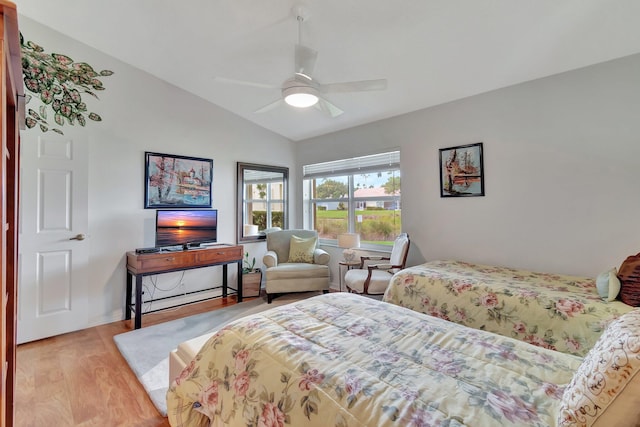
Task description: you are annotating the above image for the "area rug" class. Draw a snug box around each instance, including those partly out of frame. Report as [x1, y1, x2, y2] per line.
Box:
[114, 292, 320, 416]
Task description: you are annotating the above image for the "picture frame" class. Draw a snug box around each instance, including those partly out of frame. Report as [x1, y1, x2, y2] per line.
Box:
[439, 142, 484, 197]
[144, 152, 213, 208]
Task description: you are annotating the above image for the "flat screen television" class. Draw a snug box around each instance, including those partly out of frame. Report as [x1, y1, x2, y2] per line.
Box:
[155, 209, 217, 248]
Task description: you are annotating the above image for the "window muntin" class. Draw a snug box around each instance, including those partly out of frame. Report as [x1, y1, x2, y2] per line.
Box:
[244, 181, 284, 231]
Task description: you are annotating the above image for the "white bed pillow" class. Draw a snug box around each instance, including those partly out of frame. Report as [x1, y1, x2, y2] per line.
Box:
[595, 267, 621, 302]
[557, 308, 640, 426]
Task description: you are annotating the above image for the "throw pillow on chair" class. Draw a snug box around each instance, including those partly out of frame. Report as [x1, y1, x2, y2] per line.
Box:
[288, 235, 317, 263]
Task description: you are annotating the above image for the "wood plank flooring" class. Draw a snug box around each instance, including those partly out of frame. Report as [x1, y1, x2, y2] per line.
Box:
[14, 296, 243, 427]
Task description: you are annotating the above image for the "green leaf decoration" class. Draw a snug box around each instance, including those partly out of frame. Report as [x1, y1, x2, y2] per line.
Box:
[52, 53, 73, 65]
[91, 79, 104, 90]
[25, 79, 39, 91]
[69, 89, 81, 103]
[27, 40, 44, 53]
[40, 89, 54, 104]
[52, 128, 64, 135]
[73, 62, 94, 73]
[21, 33, 113, 133]
[60, 104, 73, 118]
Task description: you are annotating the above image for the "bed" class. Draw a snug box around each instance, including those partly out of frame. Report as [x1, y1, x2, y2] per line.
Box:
[382, 260, 634, 357]
[166, 293, 640, 427]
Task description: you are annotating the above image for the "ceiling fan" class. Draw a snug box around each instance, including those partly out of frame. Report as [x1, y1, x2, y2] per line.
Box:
[214, 5, 387, 118]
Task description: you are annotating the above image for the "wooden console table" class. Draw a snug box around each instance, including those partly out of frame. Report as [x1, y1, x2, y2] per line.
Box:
[125, 244, 243, 329]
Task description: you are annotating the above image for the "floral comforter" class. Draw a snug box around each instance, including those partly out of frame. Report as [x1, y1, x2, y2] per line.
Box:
[383, 260, 633, 357]
[167, 293, 582, 427]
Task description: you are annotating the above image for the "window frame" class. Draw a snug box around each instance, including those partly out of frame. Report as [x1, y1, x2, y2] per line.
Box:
[237, 162, 288, 243]
[303, 151, 401, 250]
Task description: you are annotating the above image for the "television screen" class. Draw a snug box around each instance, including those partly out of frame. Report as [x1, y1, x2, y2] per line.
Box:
[155, 209, 217, 248]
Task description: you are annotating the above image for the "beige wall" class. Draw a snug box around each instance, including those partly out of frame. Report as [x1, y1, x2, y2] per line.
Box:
[18, 16, 296, 326]
[18, 15, 640, 327]
[296, 53, 640, 278]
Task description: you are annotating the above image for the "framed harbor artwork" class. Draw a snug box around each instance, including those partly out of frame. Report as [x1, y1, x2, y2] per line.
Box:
[439, 142, 484, 197]
[144, 152, 213, 208]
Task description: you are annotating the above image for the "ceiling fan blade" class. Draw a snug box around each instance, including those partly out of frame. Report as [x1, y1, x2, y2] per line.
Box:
[314, 97, 344, 118]
[254, 99, 283, 114]
[295, 44, 318, 77]
[320, 79, 387, 93]
[214, 77, 278, 90]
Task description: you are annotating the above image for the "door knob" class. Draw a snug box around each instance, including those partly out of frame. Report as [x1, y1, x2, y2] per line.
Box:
[69, 233, 86, 241]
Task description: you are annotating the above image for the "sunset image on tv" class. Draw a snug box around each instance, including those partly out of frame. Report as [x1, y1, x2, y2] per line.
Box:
[156, 210, 217, 247]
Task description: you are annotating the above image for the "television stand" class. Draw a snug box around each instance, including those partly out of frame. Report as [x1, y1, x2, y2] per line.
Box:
[184, 241, 220, 249]
[198, 242, 222, 247]
[125, 244, 243, 329]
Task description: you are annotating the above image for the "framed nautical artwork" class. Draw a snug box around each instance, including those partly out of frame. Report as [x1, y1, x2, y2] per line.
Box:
[144, 152, 213, 208]
[439, 142, 484, 197]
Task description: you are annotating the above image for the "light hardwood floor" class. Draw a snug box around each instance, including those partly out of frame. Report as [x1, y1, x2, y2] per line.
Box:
[14, 296, 244, 427]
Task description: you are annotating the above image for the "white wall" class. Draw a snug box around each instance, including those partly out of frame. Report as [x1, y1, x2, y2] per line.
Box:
[18, 16, 640, 330]
[296, 53, 640, 278]
[18, 17, 296, 327]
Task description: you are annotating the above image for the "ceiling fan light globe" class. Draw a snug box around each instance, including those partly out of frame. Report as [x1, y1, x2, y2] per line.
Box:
[284, 92, 318, 108]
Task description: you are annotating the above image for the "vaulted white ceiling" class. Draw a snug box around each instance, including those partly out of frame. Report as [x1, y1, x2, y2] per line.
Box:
[14, 0, 640, 141]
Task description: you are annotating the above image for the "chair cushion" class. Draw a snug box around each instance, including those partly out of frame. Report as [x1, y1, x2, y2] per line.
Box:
[266, 229, 318, 263]
[288, 235, 317, 263]
[345, 269, 394, 294]
[266, 263, 329, 280]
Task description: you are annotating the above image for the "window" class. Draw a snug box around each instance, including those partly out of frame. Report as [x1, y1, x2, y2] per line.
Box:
[303, 151, 401, 248]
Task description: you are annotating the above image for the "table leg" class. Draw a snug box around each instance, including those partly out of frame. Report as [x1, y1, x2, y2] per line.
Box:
[135, 275, 143, 329]
[222, 264, 228, 297]
[125, 271, 132, 320]
[237, 260, 243, 302]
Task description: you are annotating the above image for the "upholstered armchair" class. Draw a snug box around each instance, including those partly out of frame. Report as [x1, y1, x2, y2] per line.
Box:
[263, 229, 330, 303]
[345, 233, 410, 295]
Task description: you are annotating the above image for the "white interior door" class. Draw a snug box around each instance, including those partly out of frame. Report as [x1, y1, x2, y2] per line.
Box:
[18, 132, 89, 344]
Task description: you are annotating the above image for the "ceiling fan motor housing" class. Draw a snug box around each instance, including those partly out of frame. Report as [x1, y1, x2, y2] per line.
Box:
[282, 74, 320, 107]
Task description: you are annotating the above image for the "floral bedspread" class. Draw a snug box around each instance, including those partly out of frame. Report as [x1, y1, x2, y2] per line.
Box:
[167, 293, 582, 427]
[383, 260, 633, 357]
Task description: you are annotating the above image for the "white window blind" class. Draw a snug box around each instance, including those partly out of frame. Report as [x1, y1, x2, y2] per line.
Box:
[303, 151, 400, 178]
[243, 169, 284, 183]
